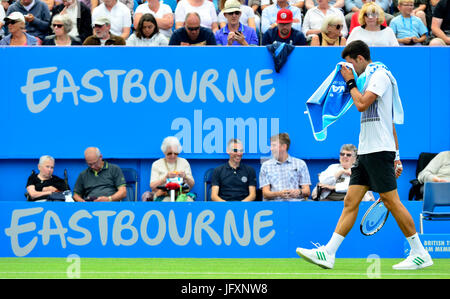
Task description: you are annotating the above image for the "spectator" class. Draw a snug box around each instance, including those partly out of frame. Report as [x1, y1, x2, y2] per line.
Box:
[43, 13, 82, 45]
[261, 8, 307, 44]
[429, 0, 450, 45]
[344, 0, 393, 28]
[26, 155, 70, 201]
[390, 0, 428, 45]
[211, 139, 257, 202]
[304, 0, 344, 11]
[0, 2, 5, 39]
[92, 0, 131, 40]
[73, 147, 127, 202]
[91, 0, 134, 14]
[391, 0, 427, 26]
[51, 0, 92, 44]
[150, 136, 195, 202]
[418, 151, 450, 183]
[311, 14, 347, 45]
[83, 16, 126, 45]
[218, 0, 257, 32]
[259, 133, 311, 201]
[169, 12, 217, 45]
[346, 2, 399, 45]
[261, 0, 302, 33]
[134, 0, 174, 40]
[311, 144, 374, 201]
[349, 0, 387, 33]
[215, 0, 259, 45]
[6, 0, 51, 40]
[175, 0, 218, 33]
[127, 13, 168, 46]
[302, 0, 348, 39]
[0, 11, 41, 45]
[247, 0, 261, 31]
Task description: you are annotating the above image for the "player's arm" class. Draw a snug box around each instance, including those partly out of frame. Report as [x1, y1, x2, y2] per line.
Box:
[393, 124, 403, 178]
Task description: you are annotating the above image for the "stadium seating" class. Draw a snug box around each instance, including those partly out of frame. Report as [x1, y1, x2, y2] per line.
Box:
[420, 182, 450, 233]
[122, 168, 139, 202]
[409, 152, 438, 201]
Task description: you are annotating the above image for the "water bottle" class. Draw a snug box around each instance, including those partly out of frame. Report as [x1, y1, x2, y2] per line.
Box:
[63, 190, 74, 202]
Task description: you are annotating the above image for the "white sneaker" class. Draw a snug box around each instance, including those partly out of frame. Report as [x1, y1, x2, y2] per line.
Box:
[392, 252, 433, 270]
[296, 244, 335, 269]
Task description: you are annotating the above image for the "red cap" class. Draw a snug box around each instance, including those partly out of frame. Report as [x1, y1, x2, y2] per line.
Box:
[277, 8, 293, 24]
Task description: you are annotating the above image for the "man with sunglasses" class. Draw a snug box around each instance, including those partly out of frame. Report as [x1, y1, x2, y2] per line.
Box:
[169, 12, 216, 45]
[215, 0, 258, 46]
[73, 147, 127, 202]
[211, 139, 257, 202]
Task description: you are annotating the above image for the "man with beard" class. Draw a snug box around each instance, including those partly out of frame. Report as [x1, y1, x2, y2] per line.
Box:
[262, 8, 306, 45]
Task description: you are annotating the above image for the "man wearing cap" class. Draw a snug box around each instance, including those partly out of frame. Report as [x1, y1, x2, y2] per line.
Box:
[6, 0, 51, 40]
[215, 0, 258, 45]
[169, 12, 217, 45]
[262, 8, 307, 45]
[83, 16, 126, 45]
[91, 0, 131, 40]
[261, 0, 302, 33]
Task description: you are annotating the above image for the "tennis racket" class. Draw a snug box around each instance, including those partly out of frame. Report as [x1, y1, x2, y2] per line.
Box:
[360, 198, 389, 236]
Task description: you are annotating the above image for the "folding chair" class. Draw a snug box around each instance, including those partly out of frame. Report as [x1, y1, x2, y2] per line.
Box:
[408, 152, 438, 201]
[203, 168, 215, 201]
[122, 168, 139, 201]
[420, 182, 450, 234]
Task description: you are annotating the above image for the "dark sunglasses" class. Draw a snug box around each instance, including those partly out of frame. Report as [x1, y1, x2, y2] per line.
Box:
[226, 11, 241, 16]
[187, 26, 200, 31]
[6, 19, 19, 25]
[340, 152, 353, 157]
[53, 24, 64, 28]
[330, 24, 342, 30]
[232, 148, 244, 153]
[166, 152, 179, 156]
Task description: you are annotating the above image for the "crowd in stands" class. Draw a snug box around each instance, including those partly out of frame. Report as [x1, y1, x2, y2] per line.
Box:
[0, 0, 449, 45]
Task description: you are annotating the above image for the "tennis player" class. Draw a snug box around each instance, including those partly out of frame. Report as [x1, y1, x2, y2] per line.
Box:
[296, 40, 433, 270]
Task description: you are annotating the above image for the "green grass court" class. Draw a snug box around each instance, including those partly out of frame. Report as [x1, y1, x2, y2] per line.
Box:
[0, 257, 449, 279]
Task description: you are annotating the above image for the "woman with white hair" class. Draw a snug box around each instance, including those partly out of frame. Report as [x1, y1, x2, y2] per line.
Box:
[310, 14, 347, 45]
[150, 136, 195, 201]
[43, 14, 82, 45]
[26, 155, 69, 201]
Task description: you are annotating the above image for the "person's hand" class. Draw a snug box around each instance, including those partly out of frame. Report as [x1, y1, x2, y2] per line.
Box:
[394, 160, 403, 178]
[24, 13, 34, 23]
[42, 186, 58, 192]
[432, 176, 448, 182]
[95, 196, 110, 202]
[233, 31, 247, 45]
[340, 64, 354, 82]
[227, 31, 235, 45]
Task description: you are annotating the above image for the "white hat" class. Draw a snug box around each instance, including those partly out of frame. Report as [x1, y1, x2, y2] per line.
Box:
[6, 11, 26, 23]
[94, 16, 111, 26]
[222, 0, 241, 14]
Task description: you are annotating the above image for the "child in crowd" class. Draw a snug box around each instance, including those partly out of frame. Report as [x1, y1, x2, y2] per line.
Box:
[389, 0, 428, 45]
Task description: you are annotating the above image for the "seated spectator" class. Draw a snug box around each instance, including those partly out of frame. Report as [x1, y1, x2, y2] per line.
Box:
[311, 144, 374, 201]
[310, 14, 347, 45]
[83, 16, 126, 45]
[26, 155, 70, 201]
[169, 12, 217, 45]
[391, 0, 427, 26]
[247, 0, 261, 31]
[259, 133, 311, 201]
[73, 147, 127, 202]
[211, 139, 257, 202]
[127, 13, 169, 46]
[150, 136, 195, 202]
[304, 0, 344, 11]
[262, 8, 307, 44]
[134, 0, 174, 40]
[390, 0, 428, 45]
[51, 0, 92, 44]
[92, 0, 134, 14]
[345, 0, 393, 28]
[0, 3, 5, 40]
[174, 0, 218, 33]
[418, 151, 450, 183]
[302, 0, 348, 40]
[92, 0, 131, 40]
[0, 11, 41, 45]
[218, 0, 257, 32]
[346, 2, 399, 46]
[429, 0, 450, 46]
[43, 14, 82, 45]
[261, 0, 302, 34]
[215, 0, 259, 45]
[349, 0, 387, 34]
[6, 0, 51, 40]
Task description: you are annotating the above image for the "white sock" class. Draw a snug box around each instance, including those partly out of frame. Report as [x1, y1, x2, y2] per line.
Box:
[325, 232, 345, 256]
[407, 233, 426, 255]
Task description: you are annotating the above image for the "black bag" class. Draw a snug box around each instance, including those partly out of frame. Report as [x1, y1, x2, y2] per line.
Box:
[48, 192, 66, 201]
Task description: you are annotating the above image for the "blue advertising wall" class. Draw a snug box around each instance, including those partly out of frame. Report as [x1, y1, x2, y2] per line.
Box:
[0, 46, 449, 258]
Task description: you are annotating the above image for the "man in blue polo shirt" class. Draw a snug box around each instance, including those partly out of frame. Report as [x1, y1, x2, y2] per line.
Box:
[262, 8, 307, 45]
[211, 139, 257, 201]
[215, 0, 259, 46]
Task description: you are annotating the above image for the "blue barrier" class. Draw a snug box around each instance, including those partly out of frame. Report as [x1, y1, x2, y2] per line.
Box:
[1, 201, 448, 258]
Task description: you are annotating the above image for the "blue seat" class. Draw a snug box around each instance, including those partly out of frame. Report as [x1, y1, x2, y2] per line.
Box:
[122, 168, 139, 201]
[420, 182, 450, 233]
[204, 168, 215, 201]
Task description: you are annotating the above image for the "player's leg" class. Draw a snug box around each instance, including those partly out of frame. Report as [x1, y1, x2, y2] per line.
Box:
[380, 189, 433, 270]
